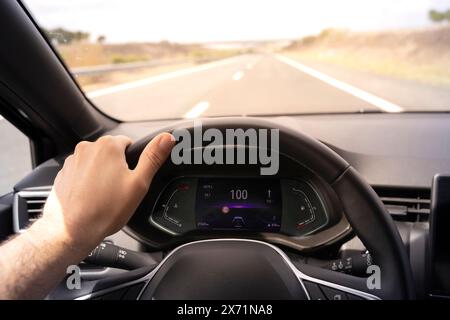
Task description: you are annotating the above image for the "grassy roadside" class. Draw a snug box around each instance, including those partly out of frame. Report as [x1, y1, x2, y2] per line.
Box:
[282, 26, 450, 86]
[57, 41, 242, 92]
[58, 42, 242, 67]
[76, 62, 197, 92]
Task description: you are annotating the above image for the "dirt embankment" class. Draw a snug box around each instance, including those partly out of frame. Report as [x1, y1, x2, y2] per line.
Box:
[57, 41, 242, 91]
[283, 25, 450, 86]
[58, 41, 241, 68]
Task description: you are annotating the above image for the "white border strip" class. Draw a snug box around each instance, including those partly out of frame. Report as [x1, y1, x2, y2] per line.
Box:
[232, 71, 244, 81]
[86, 57, 241, 99]
[183, 101, 210, 119]
[275, 55, 403, 113]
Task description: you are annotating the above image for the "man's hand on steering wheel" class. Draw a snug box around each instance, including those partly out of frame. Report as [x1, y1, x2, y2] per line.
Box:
[0, 133, 175, 299]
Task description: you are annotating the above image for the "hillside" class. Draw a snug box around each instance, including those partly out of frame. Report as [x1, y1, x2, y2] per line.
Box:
[283, 25, 450, 86]
[56, 41, 242, 91]
[57, 41, 241, 68]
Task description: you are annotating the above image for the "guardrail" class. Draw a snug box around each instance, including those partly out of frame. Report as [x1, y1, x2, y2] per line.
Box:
[71, 58, 215, 76]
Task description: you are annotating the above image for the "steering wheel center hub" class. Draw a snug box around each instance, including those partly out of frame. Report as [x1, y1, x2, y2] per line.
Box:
[140, 239, 308, 300]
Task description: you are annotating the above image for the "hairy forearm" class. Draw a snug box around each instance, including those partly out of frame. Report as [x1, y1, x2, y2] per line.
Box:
[0, 133, 173, 300]
[0, 216, 93, 299]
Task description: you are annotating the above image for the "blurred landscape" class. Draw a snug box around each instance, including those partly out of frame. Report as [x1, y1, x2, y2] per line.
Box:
[3, 0, 448, 193]
[45, 28, 245, 91]
[42, 6, 450, 92]
[283, 25, 450, 86]
[66, 43, 243, 91]
[47, 24, 450, 93]
[58, 41, 243, 67]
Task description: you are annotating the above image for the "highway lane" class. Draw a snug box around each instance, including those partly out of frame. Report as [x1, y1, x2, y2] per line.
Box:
[89, 53, 450, 121]
[90, 54, 380, 120]
[1, 53, 450, 194]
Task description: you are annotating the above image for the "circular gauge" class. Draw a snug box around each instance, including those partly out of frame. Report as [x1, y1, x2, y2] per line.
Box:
[150, 178, 197, 234]
[280, 179, 328, 236]
[291, 187, 317, 228]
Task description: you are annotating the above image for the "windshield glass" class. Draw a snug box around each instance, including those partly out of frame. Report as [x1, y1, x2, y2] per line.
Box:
[24, 0, 450, 121]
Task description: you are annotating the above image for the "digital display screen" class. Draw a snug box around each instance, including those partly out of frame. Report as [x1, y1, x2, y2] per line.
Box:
[196, 178, 282, 232]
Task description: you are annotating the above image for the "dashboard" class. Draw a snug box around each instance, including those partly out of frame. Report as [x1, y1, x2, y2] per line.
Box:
[12, 113, 443, 256]
[123, 144, 348, 251]
[1, 0, 447, 297]
[151, 177, 328, 236]
[8, 113, 447, 298]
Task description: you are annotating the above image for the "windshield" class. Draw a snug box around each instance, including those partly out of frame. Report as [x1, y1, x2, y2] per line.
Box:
[24, 0, 450, 121]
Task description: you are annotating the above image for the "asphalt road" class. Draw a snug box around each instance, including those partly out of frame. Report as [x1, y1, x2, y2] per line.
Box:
[1, 53, 450, 194]
[89, 53, 450, 121]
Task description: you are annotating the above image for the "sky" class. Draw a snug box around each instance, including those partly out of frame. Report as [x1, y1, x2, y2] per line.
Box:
[23, 0, 450, 43]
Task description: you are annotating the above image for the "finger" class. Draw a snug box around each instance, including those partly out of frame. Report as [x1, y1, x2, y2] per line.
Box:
[74, 141, 91, 154]
[63, 154, 74, 167]
[133, 132, 175, 183]
[111, 135, 133, 149]
[112, 135, 134, 166]
[97, 135, 132, 150]
[60, 155, 74, 175]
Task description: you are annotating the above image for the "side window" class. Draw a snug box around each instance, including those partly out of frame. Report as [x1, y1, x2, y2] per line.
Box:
[0, 118, 32, 195]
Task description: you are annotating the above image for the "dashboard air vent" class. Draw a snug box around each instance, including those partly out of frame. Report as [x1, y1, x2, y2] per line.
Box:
[13, 190, 50, 232]
[374, 187, 430, 222]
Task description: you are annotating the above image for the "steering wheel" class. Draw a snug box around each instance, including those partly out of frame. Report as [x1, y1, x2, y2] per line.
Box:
[58, 118, 415, 300]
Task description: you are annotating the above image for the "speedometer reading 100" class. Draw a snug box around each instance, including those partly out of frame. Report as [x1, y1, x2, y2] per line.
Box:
[150, 177, 329, 237]
[230, 189, 248, 200]
[196, 178, 282, 232]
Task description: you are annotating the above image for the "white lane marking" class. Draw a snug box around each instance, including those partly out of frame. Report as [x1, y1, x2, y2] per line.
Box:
[232, 71, 244, 81]
[275, 55, 404, 113]
[86, 57, 241, 99]
[183, 101, 210, 119]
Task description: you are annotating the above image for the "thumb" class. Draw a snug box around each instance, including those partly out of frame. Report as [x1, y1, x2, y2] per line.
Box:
[134, 132, 175, 183]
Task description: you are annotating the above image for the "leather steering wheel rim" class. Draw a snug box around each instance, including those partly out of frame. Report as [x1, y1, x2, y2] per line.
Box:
[124, 117, 415, 300]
